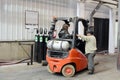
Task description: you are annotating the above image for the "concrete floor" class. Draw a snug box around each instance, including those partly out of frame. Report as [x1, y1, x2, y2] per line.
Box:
[0, 54, 120, 80]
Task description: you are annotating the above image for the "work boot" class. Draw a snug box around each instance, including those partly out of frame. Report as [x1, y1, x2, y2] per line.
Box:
[88, 69, 94, 74]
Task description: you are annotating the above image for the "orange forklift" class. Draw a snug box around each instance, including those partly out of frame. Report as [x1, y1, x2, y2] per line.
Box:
[46, 17, 89, 77]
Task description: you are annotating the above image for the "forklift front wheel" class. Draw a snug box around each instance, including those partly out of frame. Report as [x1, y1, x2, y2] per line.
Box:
[62, 64, 75, 77]
[47, 65, 55, 74]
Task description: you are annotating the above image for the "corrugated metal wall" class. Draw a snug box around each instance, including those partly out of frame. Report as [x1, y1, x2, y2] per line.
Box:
[0, 0, 77, 41]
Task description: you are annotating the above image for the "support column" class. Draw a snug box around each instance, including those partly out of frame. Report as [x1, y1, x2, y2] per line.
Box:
[77, 0, 85, 35]
[118, 0, 120, 52]
[109, 8, 116, 54]
[117, 0, 120, 70]
[77, 0, 85, 18]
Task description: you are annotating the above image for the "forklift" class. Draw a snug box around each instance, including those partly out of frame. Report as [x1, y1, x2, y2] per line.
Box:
[46, 17, 89, 77]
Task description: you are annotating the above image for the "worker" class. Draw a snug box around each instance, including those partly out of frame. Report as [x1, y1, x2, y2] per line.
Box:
[58, 23, 70, 39]
[77, 30, 97, 74]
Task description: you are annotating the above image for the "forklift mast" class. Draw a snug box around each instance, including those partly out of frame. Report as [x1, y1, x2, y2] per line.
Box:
[48, 17, 88, 48]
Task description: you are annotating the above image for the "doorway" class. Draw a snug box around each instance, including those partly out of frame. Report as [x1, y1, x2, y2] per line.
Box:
[94, 18, 109, 52]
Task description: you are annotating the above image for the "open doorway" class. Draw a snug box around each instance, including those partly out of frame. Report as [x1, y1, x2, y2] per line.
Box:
[94, 18, 109, 52]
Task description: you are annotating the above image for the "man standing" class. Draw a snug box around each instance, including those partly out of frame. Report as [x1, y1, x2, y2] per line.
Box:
[77, 30, 97, 74]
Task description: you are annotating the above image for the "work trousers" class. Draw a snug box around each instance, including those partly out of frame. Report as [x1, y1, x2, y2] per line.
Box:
[86, 52, 96, 70]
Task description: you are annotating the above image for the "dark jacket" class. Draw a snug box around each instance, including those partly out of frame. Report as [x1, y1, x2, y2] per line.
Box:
[58, 29, 70, 39]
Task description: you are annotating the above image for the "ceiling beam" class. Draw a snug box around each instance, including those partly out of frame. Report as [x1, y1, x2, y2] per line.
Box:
[89, 1, 103, 26]
[92, 0, 117, 6]
[112, 0, 118, 2]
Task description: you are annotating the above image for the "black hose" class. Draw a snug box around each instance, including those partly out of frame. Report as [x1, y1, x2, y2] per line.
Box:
[0, 58, 30, 66]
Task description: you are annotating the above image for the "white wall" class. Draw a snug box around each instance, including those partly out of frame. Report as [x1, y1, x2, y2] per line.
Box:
[0, 0, 111, 41]
[0, 0, 77, 41]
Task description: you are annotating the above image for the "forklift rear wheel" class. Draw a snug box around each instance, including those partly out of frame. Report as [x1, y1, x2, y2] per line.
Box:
[62, 64, 75, 77]
[47, 65, 55, 74]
